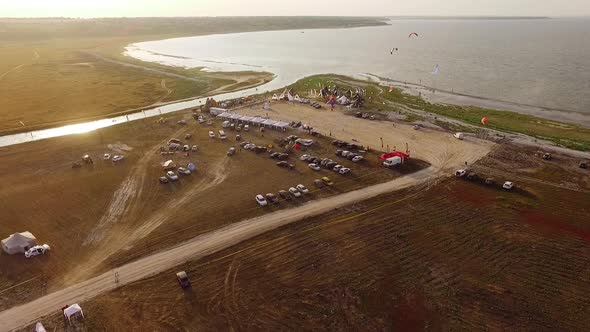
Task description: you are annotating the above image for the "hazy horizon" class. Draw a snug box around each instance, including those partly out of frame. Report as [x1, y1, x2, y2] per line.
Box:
[1, 0, 589, 18]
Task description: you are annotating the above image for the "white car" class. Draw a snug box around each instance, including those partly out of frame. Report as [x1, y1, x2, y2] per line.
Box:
[255, 194, 268, 206]
[103, 153, 111, 160]
[300, 154, 311, 161]
[178, 167, 191, 175]
[352, 156, 364, 163]
[296, 184, 309, 194]
[112, 155, 124, 162]
[166, 171, 179, 181]
[341, 151, 351, 157]
[289, 187, 302, 198]
[455, 169, 467, 177]
[333, 165, 343, 172]
[339, 168, 351, 175]
[208, 131, 216, 138]
[25, 244, 50, 258]
[308, 163, 321, 171]
[503, 181, 514, 190]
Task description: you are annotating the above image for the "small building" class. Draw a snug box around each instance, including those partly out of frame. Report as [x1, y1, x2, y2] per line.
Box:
[2, 232, 37, 255]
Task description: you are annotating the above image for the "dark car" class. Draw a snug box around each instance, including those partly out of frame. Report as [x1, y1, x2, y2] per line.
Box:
[325, 161, 338, 169]
[314, 179, 325, 188]
[276, 161, 289, 167]
[278, 153, 289, 160]
[335, 150, 343, 156]
[176, 271, 191, 289]
[278, 190, 292, 200]
[265, 193, 279, 204]
[270, 152, 280, 159]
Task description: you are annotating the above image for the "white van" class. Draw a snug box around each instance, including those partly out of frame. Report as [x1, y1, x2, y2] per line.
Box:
[218, 130, 227, 140]
[383, 156, 403, 168]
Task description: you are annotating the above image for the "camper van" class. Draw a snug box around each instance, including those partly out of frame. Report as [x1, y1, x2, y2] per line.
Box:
[218, 130, 227, 140]
[383, 156, 403, 168]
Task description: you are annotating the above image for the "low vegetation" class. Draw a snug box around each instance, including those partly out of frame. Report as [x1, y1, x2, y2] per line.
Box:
[290, 75, 590, 151]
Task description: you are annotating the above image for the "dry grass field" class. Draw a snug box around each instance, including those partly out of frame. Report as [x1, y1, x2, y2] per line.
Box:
[18, 142, 590, 332]
[0, 106, 427, 312]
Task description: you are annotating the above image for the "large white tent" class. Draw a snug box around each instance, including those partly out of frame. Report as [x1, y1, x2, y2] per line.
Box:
[63, 304, 85, 323]
[1, 232, 37, 255]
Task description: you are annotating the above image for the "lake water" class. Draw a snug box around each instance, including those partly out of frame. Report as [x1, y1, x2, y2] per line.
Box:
[127, 18, 590, 115]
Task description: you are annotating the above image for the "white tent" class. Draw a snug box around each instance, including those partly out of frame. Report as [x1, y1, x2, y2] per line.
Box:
[35, 322, 47, 332]
[240, 115, 254, 123]
[337, 95, 350, 105]
[216, 112, 233, 119]
[63, 304, 85, 323]
[271, 94, 279, 101]
[1, 232, 37, 255]
[274, 121, 291, 129]
[287, 92, 295, 102]
[251, 117, 265, 125]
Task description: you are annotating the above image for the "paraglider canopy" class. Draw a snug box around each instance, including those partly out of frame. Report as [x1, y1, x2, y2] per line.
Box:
[481, 117, 489, 125]
[408, 32, 419, 38]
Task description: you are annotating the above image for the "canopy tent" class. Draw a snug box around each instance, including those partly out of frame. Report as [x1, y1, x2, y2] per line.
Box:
[35, 322, 47, 332]
[216, 112, 233, 119]
[274, 121, 291, 129]
[240, 116, 254, 123]
[261, 119, 278, 126]
[229, 114, 243, 121]
[2, 232, 37, 255]
[271, 94, 279, 101]
[63, 304, 85, 323]
[209, 107, 228, 116]
[250, 117, 265, 124]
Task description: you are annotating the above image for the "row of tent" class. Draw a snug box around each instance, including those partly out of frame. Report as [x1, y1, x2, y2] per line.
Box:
[215, 111, 291, 130]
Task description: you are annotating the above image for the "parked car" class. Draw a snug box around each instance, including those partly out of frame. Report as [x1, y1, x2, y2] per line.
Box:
[278, 190, 291, 200]
[333, 165, 343, 172]
[276, 161, 289, 168]
[341, 151, 351, 157]
[346, 153, 358, 160]
[325, 161, 338, 169]
[24, 244, 51, 258]
[296, 184, 309, 194]
[300, 154, 311, 161]
[352, 156, 364, 163]
[278, 153, 289, 160]
[289, 187, 302, 198]
[159, 176, 169, 184]
[176, 271, 191, 289]
[308, 163, 321, 171]
[339, 168, 351, 175]
[227, 147, 236, 156]
[270, 152, 280, 159]
[240, 141, 249, 148]
[485, 178, 495, 185]
[321, 177, 334, 186]
[314, 179, 325, 188]
[455, 169, 467, 177]
[503, 181, 514, 190]
[256, 194, 268, 206]
[103, 153, 111, 160]
[166, 171, 179, 181]
[335, 150, 343, 156]
[112, 155, 125, 162]
[191, 145, 199, 152]
[265, 193, 279, 204]
[208, 131, 216, 138]
[178, 167, 191, 175]
[244, 125, 250, 132]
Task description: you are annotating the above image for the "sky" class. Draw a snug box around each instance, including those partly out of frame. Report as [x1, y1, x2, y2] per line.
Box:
[1, 0, 588, 18]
